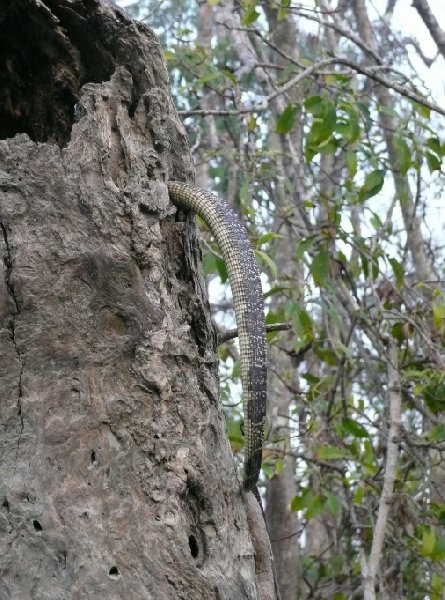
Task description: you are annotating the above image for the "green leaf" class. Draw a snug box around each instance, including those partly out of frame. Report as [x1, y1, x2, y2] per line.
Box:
[342, 418, 368, 438]
[318, 140, 337, 155]
[371, 257, 380, 280]
[360, 254, 369, 278]
[216, 256, 229, 283]
[427, 424, 445, 443]
[357, 101, 372, 131]
[256, 232, 284, 246]
[291, 488, 310, 511]
[421, 529, 436, 557]
[274, 458, 285, 476]
[239, 178, 249, 205]
[358, 169, 385, 201]
[304, 95, 323, 113]
[163, 49, 176, 61]
[362, 440, 376, 472]
[315, 446, 346, 460]
[336, 104, 360, 143]
[196, 70, 222, 86]
[203, 252, 228, 283]
[314, 345, 337, 366]
[263, 285, 291, 300]
[241, 2, 260, 24]
[431, 573, 443, 596]
[305, 494, 325, 519]
[346, 151, 357, 178]
[432, 301, 445, 334]
[307, 101, 336, 144]
[311, 249, 330, 287]
[369, 210, 383, 231]
[223, 69, 238, 85]
[203, 252, 217, 277]
[433, 537, 445, 562]
[226, 419, 244, 451]
[388, 257, 404, 288]
[317, 102, 337, 141]
[255, 250, 278, 279]
[276, 104, 301, 134]
[426, 152, 442, 172]
[412, 101, 430, 119]
[277, 0, 290, 20]
[291, 495, 307, 512]
[353, 486, 365, 505]
[266, 307, 286, 326]
[391, 322, 407, 343]
[424, 383, 445, 413]
[292, 306, 314, 342]
[304, 97, 337, 161]
[426, 137, 442, 156]
[347, 108, 360, 143]
[232, 358, 241, 381]
[305, 145, 317, 164]
[326, 491, 341, 515]
[295, 235, 316, 259]
[394, 135, 411, 175]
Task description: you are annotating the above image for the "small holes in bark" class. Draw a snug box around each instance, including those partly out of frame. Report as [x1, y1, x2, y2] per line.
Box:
[2, 498, 10, 513]
[90, 450, 97, 465]
[108, 566, 120, 579]
[188, 535, 199, 558]
[139, 202, 154, 216]
[33, 519, 43, 531]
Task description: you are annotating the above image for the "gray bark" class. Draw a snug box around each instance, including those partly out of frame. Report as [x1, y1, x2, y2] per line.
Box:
[0, 1, 261, 598]
[262, 6, 301, 598]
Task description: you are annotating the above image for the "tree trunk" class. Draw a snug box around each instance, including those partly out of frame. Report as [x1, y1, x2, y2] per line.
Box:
[262, 6, 302, 598]
[0, 1, 264, 597]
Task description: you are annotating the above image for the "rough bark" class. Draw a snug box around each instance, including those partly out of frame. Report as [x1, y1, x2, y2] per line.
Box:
[0, 1, 262, 598]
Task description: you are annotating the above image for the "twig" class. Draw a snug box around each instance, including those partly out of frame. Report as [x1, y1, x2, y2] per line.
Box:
[217, 322, 292, 345]
[178, 56, 445, 118]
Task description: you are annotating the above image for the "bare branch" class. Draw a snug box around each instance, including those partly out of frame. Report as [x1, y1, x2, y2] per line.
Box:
[179, 56, 445, 118]
[291, 7, 382, 63]
[363, 339, 402, 598]
[217, 322, 292, 345]
[412, 0, 445, 60]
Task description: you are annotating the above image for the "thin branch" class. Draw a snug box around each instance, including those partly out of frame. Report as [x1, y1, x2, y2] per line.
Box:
[291, 7, 382, 63]
[179, 56, 445, 118]
[363, 339, 402, 599]
[217, 322, 292, 345]
[412, 0, 445, 60]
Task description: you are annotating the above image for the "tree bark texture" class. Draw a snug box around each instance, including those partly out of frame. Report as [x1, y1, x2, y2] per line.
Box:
[0, 1, 260, 598]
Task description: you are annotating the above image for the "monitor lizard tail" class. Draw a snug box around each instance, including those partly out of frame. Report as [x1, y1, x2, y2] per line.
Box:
[168, 181, 267, 495]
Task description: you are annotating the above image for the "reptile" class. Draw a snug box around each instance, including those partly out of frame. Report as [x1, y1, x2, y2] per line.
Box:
[168, 181, 267, 495]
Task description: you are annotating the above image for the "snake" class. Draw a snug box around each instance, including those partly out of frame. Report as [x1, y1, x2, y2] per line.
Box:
[168, 181, 267, 494]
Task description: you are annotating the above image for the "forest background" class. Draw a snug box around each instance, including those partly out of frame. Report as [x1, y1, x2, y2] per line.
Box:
[117, 1, 445, 598]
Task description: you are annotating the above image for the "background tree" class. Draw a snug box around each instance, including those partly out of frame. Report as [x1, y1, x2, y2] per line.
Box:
[119, 0, 445, 597]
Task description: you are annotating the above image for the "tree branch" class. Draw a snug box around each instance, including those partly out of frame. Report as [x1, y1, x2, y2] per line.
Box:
[179, 56, 445, 118]
[412, 0, 445, 60]
[217, 322, 292, 345]
[363, 339, 401, 599]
